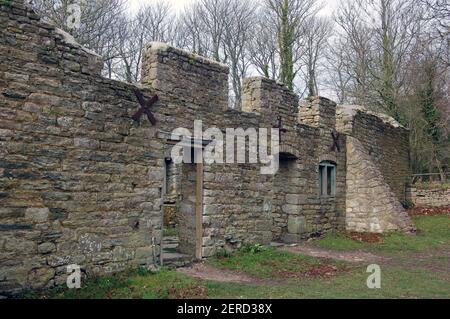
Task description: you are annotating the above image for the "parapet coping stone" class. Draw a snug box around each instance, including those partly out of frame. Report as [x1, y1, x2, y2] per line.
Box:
[338, 104, 406, 129]
[146, 42, 230, 72]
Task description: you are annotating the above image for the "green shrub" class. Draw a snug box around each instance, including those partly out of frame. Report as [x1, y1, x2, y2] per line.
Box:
[0, 0, 12, 6]
[163, 227, 179, 237]
[239, 243, 267, 254]
[215, 248, 232, 259]
[402, 199, 415, 209]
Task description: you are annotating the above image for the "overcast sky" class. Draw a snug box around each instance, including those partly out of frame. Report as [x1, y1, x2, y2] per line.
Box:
[128, 0, 338, 16]
[129, 0, 193, 12]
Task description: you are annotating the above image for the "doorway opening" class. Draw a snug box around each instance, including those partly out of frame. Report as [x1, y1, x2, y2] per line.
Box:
[162, 157, 181, 264]
[272, 153, 299, 242]
[162, 152, 203, 267]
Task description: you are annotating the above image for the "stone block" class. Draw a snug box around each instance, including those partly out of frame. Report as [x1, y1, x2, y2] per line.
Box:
[287, 216, 307, 235]
[74, 137, 99, 149]
[27, 267, 55, 289]
[38, 242, 56, 254]
[135, 247, 153, 261]
[25, 208, 49, 223]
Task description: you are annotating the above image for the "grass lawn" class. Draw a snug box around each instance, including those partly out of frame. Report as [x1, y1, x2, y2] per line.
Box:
[314, 215, 450, 255]
[22, 215, 449, 299]
[163, 227, 179, 237]
[208, 246, 350, 280]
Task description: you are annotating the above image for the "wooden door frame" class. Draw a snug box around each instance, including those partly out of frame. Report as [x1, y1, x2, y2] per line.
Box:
[160, 135, 205, 263]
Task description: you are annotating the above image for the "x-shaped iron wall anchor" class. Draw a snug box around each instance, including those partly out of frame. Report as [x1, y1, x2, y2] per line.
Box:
[331, 132, 341, 152]
[132, 89, 158, 125]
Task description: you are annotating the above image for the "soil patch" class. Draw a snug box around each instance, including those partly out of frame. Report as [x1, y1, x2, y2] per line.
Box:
[177, 262, 282, 285]
[281, 244, 390, 264]
[408, 206, 450, 217]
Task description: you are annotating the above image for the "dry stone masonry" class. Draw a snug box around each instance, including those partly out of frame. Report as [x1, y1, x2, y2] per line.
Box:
[337, 105, 416, 233]
[407, 186, 450, 208]
[0, 1, 415, 295]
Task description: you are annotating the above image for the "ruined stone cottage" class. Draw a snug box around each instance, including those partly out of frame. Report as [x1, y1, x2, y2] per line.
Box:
[0, 1, 414, 294]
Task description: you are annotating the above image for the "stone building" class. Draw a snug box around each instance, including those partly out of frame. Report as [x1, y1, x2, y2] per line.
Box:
[0, 1, 414, 294]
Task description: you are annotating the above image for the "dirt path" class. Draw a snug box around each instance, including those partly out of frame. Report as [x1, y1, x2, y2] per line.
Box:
[177, 245, 449, 285]
[177, 263, 282, 285]
[281, 243, 450, 275]
[391, 248, 450, 275]
[281, 244, 391, 264]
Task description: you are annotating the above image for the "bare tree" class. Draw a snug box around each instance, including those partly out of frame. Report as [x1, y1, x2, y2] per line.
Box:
[420, 0, 450, 39]
[359, 0, 423, 118]
[333, 0, 375, 106]
[32, 0, 175, 82]
[32, 0, 127, 53]
[177, 2, 211, 56]
[197, 0, 232, 62]
[115, 1, 174, 83]
[420, 0, 450, 67]
[300, 16, 333, 97]
[263, 0, 318, 90]
[324, 37, 352, 103]
[223, 0, 257, 108]
[249, 10, 279, 80]
[179, 0, 258, 108]
[330, 0, 423, 117]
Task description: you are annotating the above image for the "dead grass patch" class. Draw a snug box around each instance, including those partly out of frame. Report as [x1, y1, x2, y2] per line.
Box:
[347, 232, 384, 243]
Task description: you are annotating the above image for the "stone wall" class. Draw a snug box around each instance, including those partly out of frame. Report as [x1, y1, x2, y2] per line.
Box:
[299, 96, 337, 130]
[337, 106, 415, 233]
[337, 105, 411, 201]
[0, 0, 413, 295]
[0, 1, 164, 294]
[292, 96, 347, 242]
[407, 185, 450, 208]
[142, 43, 348, 253]
[345, 137, 415, 233]
[141, 45, 279, 255]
